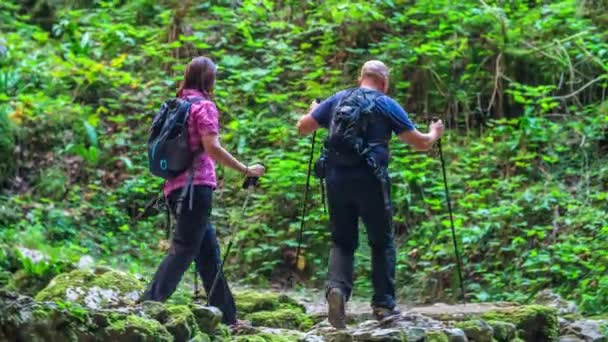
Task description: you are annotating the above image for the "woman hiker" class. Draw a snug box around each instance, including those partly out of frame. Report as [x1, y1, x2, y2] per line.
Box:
[141, 56, 265, 328]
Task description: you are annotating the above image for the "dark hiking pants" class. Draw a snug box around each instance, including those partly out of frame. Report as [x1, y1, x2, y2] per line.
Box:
[141, 185, 237, 324]
[326, 175, 396, 310]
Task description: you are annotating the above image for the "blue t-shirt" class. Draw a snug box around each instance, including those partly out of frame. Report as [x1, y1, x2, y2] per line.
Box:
[311, 88, 415, 172]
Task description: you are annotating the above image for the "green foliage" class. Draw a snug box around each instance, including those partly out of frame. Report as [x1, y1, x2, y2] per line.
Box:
[0, 109, 15, 186]
[0, 0, 606, 316]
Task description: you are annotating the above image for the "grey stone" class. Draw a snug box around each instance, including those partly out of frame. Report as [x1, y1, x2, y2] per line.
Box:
[444, 328, 468, 342]
[304, 327, 353, 342]
[535, 289, 578, 315]
[562, 320, 607, 342]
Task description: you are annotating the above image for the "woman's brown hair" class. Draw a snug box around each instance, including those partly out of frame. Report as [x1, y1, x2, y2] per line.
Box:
[176, 56, 217, 98]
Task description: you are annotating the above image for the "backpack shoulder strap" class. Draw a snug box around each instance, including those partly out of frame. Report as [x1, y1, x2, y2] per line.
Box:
[185, 96, 206, 103]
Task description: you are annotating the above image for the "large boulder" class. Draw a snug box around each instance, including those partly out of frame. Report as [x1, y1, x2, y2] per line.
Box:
[35, 267, 143, 309]
[480, 305, 559, 342]
[0, 289, 221, 342]
[413, 303, 558, 342]
[0, 289, 97, 342]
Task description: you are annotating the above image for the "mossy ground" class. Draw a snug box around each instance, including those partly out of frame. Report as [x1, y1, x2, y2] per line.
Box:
[234, 290, 304, 314]
[165, 304, 201, 341]
[245, 308, 314, 331]
[233, 290, 312, 331]
[0, 268, 581, 342]
[106, 314, 173, 342]
[426, 330, 450, 342]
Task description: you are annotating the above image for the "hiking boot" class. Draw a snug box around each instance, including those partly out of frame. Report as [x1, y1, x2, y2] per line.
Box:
[327, 288, 347, 329]
[373, 306, 401, 321]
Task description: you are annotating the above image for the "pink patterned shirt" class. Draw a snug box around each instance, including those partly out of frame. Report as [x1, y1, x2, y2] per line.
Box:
[163, 89, 219, 197]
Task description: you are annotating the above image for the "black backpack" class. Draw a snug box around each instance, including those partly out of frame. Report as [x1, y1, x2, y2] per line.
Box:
[148, 97, 204, 179]
[325, 88, 382, 165]
[317, 88, 392, 213]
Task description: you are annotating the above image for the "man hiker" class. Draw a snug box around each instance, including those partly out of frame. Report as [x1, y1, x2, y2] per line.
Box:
[296, 60, 444, 328]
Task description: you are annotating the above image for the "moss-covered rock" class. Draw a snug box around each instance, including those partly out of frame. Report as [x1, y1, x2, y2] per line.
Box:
[189, 302, 223, 334]
[426, 330, 450, 342]
[234, 290, 304, 314]
[105, 314, 173, 342]
[140, 300, 171, 322]
[35, 267, 143, 309]
[0, 288, 220, 342]
[232, 332, 300, 342]
[164, 304, 201, 342]
[487, 320, 516, 342]
[481, 305, 558, 342]
[454, 320, 494, 342]
[0, 289, 96, 342]
[245, 308, 314, 331]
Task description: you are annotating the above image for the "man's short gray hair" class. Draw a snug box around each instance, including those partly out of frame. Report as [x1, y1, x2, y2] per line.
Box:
[360, 60, 389, 81]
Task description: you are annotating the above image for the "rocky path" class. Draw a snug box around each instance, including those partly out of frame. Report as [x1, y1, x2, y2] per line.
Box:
[284, 288, 524, 323]
[1, 265, 606, 341]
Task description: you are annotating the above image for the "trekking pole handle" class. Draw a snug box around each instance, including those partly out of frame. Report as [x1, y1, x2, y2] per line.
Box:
[242, 163, 265, 190]
[430, 116, 443, 146]
[242, 176, 260, 190]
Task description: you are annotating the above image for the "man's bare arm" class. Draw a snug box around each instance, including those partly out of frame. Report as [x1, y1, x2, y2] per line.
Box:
[398, 120, 444, 151]
[297, 100, 321, 136]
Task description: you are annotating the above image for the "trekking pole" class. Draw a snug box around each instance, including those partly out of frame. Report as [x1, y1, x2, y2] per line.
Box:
[288, 98, 321, 287]
[193, 265, 199, 298]
[432, 117, 466, 303]
[207, 175, 260, 306]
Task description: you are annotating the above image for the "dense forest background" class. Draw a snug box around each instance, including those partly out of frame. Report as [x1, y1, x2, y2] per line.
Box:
[0, 0, 606, 316]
